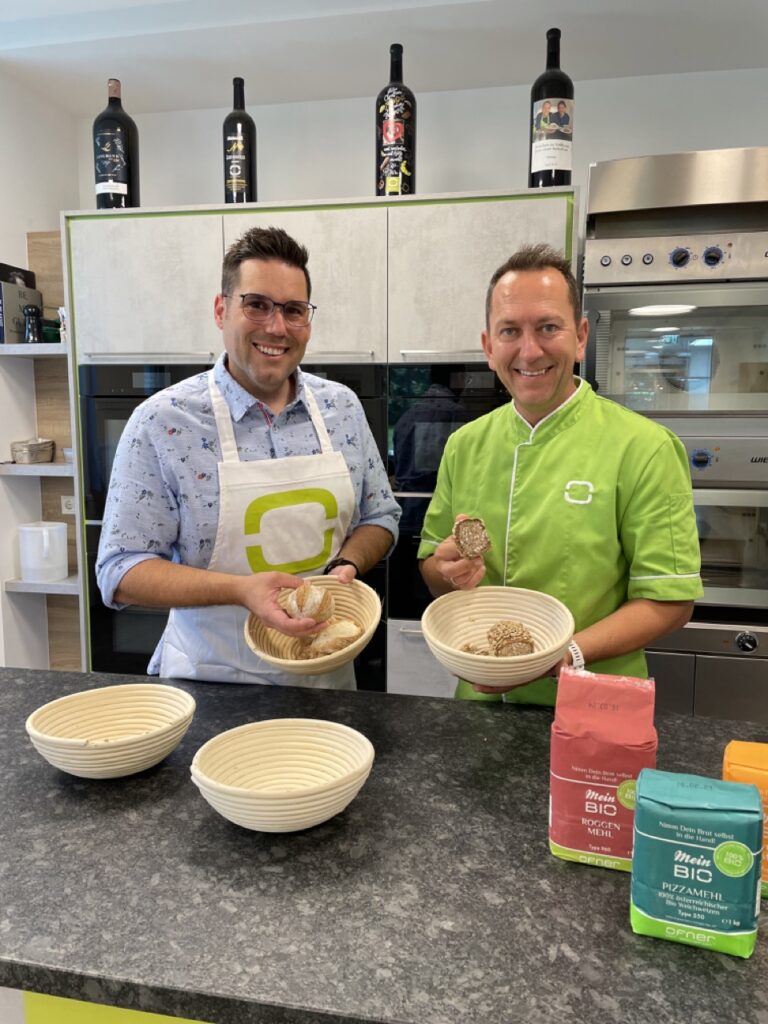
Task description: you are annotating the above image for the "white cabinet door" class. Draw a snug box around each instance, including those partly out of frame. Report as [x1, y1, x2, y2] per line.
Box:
[69, 213, 224, 364]
[387, 618, 456, 698]
[223, 207, 387, 363]
[388, 194, 573, 363]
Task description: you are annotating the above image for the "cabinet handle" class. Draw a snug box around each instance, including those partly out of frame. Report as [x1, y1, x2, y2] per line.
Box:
[305, 350, 375, 361]
[80, 351, 216, 364]
[392, 491, 434, 499]
[399, 349, 484, 359]
[398, 627, 424, 636]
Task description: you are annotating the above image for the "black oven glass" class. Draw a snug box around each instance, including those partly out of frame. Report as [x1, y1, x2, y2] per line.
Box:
[386, 364, 509, 620]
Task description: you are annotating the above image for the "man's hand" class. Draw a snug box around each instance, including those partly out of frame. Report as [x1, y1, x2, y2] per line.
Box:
[234, 573, 325, 637]
[430, 514, 486, 592]
[325, 563, 357, 585]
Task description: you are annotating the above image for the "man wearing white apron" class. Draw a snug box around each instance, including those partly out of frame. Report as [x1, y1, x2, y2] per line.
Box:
[97, 226, 400, 687]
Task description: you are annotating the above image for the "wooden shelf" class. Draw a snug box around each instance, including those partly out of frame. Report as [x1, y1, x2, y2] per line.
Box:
[0, 343, 66, 358]
[4, 575, 81, 596]
[0, 463, 74, 477]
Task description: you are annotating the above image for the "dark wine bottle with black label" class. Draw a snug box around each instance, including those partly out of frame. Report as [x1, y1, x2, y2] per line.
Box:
[528, 28, 574, 188]
[375, 43, 416, 197]
[93, 78, 140, 208]
[223, 77, 257, 203]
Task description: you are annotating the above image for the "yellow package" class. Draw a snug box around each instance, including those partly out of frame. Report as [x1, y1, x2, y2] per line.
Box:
[723, 740, 768, 897]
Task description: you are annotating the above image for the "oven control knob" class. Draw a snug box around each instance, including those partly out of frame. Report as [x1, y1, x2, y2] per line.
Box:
[690, 448, 712, 470]
[670, 247, 691, 268]
[703, 246, 723, 267]
[735, 631, 758, 653]
[600, 255, 612, 267]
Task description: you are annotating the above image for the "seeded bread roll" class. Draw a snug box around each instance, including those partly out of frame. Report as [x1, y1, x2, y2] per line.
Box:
[285, 581, 335, 623]
[452, 517, 491, 559]
[487, 620, 535, 657]
[299, 616, 362, 658]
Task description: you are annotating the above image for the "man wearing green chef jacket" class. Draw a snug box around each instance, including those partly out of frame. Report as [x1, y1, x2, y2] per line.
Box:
[418, 243, 703, 705]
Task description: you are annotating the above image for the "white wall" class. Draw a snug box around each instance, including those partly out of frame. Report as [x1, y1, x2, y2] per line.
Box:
[77, 67, 768, 211]
[0, 67, 79, 270]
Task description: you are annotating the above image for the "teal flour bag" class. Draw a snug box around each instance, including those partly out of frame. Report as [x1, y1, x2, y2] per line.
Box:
[631, 768, 763, 958]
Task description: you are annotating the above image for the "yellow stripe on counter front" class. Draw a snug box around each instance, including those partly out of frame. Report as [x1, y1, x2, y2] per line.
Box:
[24, 992, 210, 1024]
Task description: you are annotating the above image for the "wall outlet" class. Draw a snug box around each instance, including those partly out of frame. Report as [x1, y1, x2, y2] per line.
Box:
[60, 495, 75, 515]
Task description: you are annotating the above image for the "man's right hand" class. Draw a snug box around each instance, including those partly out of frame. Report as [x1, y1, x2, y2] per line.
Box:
[234, 573, 325, 637]
[430, 523, 486, 592]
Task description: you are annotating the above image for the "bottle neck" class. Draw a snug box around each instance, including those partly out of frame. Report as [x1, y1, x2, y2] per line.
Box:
[107, 79, 122, 101]
[389, 51, 403, 84]
[545, 31, 561, 70]
[233, 78, 245, 110]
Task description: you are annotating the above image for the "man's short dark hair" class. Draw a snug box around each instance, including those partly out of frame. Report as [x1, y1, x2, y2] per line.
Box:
[222, 226, 312, 299]
[485, 243, 581, 326]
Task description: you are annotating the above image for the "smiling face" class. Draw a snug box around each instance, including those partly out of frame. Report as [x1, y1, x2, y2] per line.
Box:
[214, 258, 311, 412]
[481, 268, 588, 426]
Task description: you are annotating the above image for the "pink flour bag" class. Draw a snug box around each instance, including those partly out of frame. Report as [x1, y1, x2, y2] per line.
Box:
[549, 666, 657, 872]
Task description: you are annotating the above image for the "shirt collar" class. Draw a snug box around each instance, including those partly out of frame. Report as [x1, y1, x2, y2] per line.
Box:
[214, 353, 308, 423]
[510, 377, 591, 442]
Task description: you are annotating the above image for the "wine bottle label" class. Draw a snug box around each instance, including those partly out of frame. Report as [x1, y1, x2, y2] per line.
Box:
[377, 86, 414, 196]
[530, 97, 574, 174]
[225, 130, 249, 197]
[94, 129, 129, 189]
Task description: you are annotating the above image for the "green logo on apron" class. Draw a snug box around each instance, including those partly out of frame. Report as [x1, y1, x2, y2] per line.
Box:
[244, 488, 339, 574]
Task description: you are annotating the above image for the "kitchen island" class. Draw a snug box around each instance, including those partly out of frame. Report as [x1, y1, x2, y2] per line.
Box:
[1, 666, 767, 1024]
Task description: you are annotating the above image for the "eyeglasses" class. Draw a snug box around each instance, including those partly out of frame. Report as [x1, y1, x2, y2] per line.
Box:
[225, 292, 317, 327]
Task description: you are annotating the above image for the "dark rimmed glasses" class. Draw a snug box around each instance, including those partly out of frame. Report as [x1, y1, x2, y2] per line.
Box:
[225, 292, 317, 327]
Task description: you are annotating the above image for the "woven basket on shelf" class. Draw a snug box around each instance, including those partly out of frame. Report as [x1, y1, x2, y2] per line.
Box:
[11, 437, 55, 464]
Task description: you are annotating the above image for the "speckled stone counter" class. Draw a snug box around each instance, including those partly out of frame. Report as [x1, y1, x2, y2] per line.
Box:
[1, 667, 767, 1024]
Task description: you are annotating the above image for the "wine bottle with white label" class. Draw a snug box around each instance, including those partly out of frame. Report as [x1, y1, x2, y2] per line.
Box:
[92, 79, 140, 208]
[223, 77, 257, 203]
[528, 28, 574, 188]
[375, 43, 416, 197]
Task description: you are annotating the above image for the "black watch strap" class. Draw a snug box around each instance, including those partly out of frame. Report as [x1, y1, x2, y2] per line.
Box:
[323, 557, 360, 577]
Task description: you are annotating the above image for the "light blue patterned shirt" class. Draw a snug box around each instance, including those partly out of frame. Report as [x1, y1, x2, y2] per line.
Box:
[97, 354, 401, 610]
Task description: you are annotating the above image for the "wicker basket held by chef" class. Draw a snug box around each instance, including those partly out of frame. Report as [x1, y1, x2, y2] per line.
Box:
[96, 226, 400, 689]
[418, 243, 702, 705]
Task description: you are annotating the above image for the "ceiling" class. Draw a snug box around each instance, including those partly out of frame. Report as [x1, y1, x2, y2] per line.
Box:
[1, 0, 768, 117]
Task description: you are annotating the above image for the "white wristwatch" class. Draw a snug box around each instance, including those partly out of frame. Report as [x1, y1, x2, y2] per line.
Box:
[567, 640, 585, 670]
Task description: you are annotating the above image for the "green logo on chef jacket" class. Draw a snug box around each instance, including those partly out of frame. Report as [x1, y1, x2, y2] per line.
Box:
[244, 488, 338, 573]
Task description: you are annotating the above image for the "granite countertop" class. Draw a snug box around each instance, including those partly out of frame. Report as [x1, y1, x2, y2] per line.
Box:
[1, 667, 767, 1024]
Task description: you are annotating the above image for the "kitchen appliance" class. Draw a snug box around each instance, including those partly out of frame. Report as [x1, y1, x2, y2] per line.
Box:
[386, 362, 510, 695]
[79, 360, 388, 689]
[18, 521, 68, 583]
[582, 147, 768, 720]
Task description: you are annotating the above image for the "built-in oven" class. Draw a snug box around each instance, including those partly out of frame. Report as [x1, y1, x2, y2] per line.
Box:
[582, 147, 768, 721]
[386, 363, 510, 696]
[80, 360, 389, 689]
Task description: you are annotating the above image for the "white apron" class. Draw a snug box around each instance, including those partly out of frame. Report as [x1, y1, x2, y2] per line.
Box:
[158, 371, 357, 687]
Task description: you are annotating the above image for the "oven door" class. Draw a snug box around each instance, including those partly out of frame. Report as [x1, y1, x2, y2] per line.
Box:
[86, 525, 169, 674]
[694, 489, 768, 610]
[583, 283, 768, 416]
[80, 396, 140, 521]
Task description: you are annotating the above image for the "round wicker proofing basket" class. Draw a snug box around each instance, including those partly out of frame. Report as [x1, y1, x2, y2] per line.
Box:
[243, 576, 382, 675]
[25, 683, 196, 778]
[421, 586, 575, 688]
[191, 717, 375, 832]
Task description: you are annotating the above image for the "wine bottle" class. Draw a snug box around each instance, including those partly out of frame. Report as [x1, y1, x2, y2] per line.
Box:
[528, 28, 574, 188]
[92, 79, 140, 209]
[223, 77, 257, 203]
[375, 43, 416, 197]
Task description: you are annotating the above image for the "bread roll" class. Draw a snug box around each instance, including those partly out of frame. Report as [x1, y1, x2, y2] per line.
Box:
[300, 616, 362, 658]
[487, 620, 535, 657]
[452, 517, 491, 558]
[285, 581, 335, 623]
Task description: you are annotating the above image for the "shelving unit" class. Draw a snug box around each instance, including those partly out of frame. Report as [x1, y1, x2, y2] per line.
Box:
[0, 231, 86, 672]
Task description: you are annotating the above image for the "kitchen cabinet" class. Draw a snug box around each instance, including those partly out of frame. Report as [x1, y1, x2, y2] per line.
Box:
[223, 205, 388, 362]
[67, 212, 223, 364]
[386, 617, 456, 697]
[387, 192, 574, 362]
[645, 650, 695, 715]
[694, 653, 768, 723]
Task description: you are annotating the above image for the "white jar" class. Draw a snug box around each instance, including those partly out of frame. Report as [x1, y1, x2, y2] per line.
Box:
[18, 522, 68, 583]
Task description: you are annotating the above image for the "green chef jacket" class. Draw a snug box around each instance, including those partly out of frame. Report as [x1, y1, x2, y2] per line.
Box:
[417, 379, 703, 705]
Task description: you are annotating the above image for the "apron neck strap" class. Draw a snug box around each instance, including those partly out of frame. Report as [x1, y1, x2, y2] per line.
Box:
[208, 370, 334, 461]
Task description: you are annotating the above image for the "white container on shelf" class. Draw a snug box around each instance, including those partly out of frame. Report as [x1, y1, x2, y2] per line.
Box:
[18, 522, 68, 583]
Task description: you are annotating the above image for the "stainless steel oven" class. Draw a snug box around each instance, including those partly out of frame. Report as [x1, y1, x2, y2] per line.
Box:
[582, 147, 768, 721]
